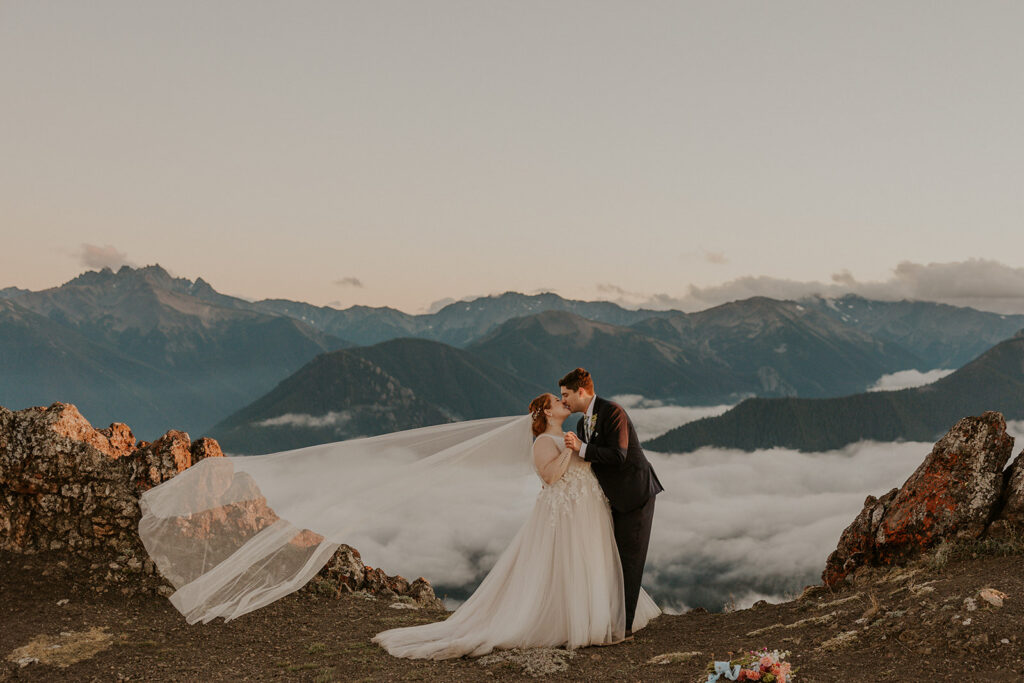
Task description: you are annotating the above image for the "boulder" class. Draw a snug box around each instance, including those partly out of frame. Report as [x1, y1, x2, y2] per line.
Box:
[97, 423, 136, 459]
[303, 544, 443, 608]
[308, 544, 366, 594]
[190, 437, 224, 463]
[0, 403, 145, 555]
[46, 405, 135, 459]
[987, 447, 1024, 539]
[130, 430, 193, 490]
[406, 577, 444, 609]
[824, 411, 1013, 586]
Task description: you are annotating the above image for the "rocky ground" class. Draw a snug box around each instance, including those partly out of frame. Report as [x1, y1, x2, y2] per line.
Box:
[3, 541, 1024, 682]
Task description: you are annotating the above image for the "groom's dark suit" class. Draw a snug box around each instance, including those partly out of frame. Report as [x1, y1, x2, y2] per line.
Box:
[577, 396, 663, 631]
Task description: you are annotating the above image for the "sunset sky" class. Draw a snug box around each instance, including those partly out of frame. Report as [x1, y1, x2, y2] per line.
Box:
[2, 2, 1023, 313]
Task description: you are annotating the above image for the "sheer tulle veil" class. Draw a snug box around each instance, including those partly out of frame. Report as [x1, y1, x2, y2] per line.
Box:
[138, 415, 533, 624]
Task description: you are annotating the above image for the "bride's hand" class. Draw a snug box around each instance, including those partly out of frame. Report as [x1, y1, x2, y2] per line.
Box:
[564, 432, 581, 452]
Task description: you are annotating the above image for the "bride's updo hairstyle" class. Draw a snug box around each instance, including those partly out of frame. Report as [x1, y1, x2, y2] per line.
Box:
[528, 394, 551, 438]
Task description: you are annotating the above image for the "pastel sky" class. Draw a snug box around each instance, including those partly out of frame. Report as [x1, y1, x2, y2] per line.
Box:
[2, 2, 1023, 313]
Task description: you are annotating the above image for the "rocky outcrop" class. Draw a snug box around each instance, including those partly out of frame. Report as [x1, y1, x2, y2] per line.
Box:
[824, 411, 1021, 586]
[190, 436, 223, 463]
[0, 401, 442, 608]
[0, 403, 221, 556]
[131, 430, 198, 490]
[304, 544, 443, 609]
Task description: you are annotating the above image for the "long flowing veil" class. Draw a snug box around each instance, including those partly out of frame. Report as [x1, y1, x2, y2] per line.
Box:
[138, 415, 533, 624]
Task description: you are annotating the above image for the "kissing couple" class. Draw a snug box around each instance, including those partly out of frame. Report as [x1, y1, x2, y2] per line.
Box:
[373, 367, 665, 659]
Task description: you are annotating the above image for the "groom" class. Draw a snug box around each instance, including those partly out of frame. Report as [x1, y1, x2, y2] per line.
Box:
[559, 367, 664, 637]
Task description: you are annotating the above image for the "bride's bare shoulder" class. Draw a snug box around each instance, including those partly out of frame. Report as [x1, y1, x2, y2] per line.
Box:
[532, 434, 560, 454]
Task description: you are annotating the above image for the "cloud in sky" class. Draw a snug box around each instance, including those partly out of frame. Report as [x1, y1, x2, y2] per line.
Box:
[704, 251, 728, 265]
[427, 297, 458, 313]
[76, 243, 135, 270]
[868, 368, 956, 392]
[334, 276, 364, 288]
[596, 283, 632, 297]
[597, 284, 681, 310]
[598, 259, 1024, 315]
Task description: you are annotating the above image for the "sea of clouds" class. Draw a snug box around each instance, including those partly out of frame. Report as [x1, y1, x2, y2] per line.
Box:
[331, 400, 1024, 613]
[343, 436, 930, 612]
[642, 442, 929, 611]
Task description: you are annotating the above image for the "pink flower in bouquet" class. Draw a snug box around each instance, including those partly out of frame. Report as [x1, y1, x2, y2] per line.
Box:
[759, 655, 776, 670]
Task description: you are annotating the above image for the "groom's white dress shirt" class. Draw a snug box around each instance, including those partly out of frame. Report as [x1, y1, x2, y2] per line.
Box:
[579, 395, 596, 460]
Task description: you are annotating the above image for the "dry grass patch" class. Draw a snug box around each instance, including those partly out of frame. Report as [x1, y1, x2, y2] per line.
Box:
[7, 627, 113, 668]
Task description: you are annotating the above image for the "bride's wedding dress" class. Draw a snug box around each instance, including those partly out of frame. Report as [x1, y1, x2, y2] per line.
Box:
[137, 415, 659, 635]
[372, 433, 660, 659]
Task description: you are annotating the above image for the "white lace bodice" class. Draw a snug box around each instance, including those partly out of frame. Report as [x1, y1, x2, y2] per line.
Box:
[533, 434, 607, 524]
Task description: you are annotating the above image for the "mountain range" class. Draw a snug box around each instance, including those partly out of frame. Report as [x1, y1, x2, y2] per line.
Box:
[208, 338, 547, 454]
[247, 292, 674, 347]
[627, 297, 922, 398]
[646, 332, 1024, 453]
[3, 263, 1024, 446]
[0, 266, 345, 438]
[803, 295, 1024, 368]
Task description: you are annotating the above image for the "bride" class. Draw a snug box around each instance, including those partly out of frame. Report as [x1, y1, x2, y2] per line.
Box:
[372, 393, 660, 659]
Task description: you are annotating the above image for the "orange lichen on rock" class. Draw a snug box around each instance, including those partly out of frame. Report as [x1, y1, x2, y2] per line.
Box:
[47, 403, 137, 459]
[824, 411, 1014, 587]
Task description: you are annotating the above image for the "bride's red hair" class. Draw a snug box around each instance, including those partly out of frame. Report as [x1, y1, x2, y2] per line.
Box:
[528, 394, 551, 438]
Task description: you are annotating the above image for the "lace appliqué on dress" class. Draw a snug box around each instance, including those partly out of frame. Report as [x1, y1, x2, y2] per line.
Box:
[537, 460, 607, 526]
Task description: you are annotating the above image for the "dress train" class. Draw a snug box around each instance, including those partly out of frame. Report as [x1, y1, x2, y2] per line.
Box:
[373, 435, 660, 659]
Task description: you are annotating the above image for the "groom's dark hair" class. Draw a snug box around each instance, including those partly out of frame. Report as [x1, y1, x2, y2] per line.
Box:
[559, 367, 594, 393]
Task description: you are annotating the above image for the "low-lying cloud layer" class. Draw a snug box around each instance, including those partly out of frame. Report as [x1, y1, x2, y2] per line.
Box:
[255, 411, 352, 428]
[233, 406, 1024, 614]
[343, 436, 931, 612]
[612, 395, 733, 440]
[867, 368, 956, 392]
[602, 258, 1024, 315]
[643, 442, 928, 611]
[329, 403, 984, 613]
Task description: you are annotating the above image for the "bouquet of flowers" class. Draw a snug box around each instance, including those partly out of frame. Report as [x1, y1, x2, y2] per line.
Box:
[704, 648, 793, 683]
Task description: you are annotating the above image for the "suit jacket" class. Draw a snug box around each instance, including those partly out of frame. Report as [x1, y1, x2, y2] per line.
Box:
[577, 396, 664, 513]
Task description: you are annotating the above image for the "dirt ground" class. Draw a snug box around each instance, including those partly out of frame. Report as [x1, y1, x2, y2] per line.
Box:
[3, 546, 1024, 682]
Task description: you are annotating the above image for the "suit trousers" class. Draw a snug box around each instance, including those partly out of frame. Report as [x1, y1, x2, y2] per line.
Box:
[612, 494, 656, 631]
